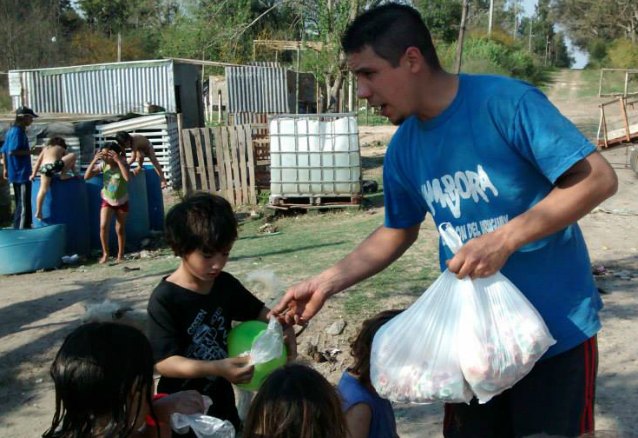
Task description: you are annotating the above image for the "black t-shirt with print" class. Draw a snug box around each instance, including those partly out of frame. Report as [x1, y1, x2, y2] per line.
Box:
[147, 272, 264, 429]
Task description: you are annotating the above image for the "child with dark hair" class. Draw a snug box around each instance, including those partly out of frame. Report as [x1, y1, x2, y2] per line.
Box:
[43, 322, 205, 438]
[84, 142, 130, 264]
[115, 131, 167, 188]
[243, 363, 348, 438]
[337, 310, 401, 438]
[147, 192, 296, 433]
[30, 136, 77, 220]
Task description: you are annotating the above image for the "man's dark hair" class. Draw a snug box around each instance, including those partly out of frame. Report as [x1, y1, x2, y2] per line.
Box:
[341, 3, 441, 70]
[115, 131, 132, 146]
[165, 192, 238, 257]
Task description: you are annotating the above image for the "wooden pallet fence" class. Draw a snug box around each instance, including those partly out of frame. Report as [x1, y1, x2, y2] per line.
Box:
[179, 125, 257, 206]
[214, 125, 257, 206]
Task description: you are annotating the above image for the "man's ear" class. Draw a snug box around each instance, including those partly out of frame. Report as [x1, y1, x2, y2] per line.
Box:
[403, 46, 425, 73]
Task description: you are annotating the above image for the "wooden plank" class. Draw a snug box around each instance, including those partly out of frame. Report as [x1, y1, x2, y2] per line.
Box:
[213, 128, 227, 195]
[219, 127, 235, 203]
[181, 129, 196, 193]
[229, 127, 243, 205]
[177, 113, 188, 191]
[193, 128, 208, 192]
[202, 127, 217, 192]
[601, 106, 609, 148]
[620, 97, 631, 142]
[222, 128, 235, 203]
[245, 125, 257, 204]
[237, 125, 250, 204]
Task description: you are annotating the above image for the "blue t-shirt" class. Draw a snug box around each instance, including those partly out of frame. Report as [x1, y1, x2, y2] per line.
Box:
[1, 125, 31, 183]
[337, 371, 398, 438]
[383, 74, 601, 357]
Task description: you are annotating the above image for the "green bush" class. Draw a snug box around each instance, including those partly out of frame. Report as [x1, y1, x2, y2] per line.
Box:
[607, 39, 638, 69]
[439, 37, 548, 85]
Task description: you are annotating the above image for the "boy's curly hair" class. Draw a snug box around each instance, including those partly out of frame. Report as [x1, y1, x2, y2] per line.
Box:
[165, 192, 237, 257]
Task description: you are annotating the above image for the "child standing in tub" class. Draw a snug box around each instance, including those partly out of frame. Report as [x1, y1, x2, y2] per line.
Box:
[84, 142, 130, 264]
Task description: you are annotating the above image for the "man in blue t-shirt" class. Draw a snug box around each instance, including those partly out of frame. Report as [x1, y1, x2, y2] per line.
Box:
[1, 106, 37, 229]
[272, 4, 618, 437]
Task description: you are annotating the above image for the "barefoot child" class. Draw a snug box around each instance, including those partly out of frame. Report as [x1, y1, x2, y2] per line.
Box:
[147, 192, 296, 433]
[115, 131, 168, 188]
[30, 136, 77, 220]
[84, 142, 130, 264]
[337, 310, 401, 438]
[43, 322, 206, 438]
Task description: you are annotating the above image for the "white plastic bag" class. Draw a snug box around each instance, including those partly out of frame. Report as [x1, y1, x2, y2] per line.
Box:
[370, 258, 474, 403]
[370, 222, 555, 404]
[248, 317, 284, 365]
[171, 413, 235, 438]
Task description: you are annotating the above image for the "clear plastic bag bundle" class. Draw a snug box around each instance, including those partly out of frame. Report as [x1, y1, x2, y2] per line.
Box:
[249, 318, 284, 365]
[171, 413, 235, 438]
[458, 272, 556, 403]
[370, 269, 474, 403]
[371, 222, 555, 404]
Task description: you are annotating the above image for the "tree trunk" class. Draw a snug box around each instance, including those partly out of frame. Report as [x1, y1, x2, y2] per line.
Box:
[455, 0, 469, 74]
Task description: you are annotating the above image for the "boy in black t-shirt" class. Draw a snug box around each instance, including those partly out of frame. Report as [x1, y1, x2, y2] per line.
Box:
[147, 192, 296, 431]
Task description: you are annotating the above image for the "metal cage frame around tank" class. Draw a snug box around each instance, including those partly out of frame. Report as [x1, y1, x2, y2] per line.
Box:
[268, 112, 362, 203]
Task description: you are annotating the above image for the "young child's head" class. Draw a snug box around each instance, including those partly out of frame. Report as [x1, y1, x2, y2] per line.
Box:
[43, 322, 156, 438]
[47, 136, 68, 149]
[115, 131, 132, 148]
[349, 309, 403, 388]
[99, 142, 124, 165]
[165, 192, 238, 258]
[243, 363, 347, 438]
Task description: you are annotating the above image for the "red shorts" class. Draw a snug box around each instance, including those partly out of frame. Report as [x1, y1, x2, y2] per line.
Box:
[101, 200, 129, 212]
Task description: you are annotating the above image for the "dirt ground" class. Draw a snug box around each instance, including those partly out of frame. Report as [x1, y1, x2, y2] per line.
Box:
[1, 70, 637, 437]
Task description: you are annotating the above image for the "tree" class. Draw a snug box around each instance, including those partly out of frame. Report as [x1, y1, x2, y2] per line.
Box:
[552, 0, 638, 50]
[0, 0, 63, 70]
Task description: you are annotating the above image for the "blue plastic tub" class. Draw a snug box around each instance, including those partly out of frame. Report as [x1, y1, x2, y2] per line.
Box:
[0, 224, 66, 275]
[143, 165, 165, 231]
[31, 176, 90, 256]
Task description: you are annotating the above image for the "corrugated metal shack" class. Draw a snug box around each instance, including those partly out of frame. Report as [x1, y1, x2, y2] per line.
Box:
[8, 59, 204, 129]
[224, 64, 316, 119]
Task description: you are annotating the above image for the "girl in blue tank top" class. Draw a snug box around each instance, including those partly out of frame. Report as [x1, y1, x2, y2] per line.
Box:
[338, 310, 401, 438]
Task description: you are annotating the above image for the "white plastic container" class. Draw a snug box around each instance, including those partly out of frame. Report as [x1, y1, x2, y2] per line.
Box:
[269, 114, 361, 201]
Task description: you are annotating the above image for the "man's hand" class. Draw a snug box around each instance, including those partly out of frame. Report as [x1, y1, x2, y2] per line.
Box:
[269, 277, 330, 326]
[215, 356, 254, 384]
[446, 228, 514, 279]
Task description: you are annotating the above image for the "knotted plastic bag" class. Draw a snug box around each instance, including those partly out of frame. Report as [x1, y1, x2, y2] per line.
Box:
[370, 230, 473, 403]
[371, 222, 555, 404]
[171, 414, 235, 438]
[249, 317, 284, 365]
[171, 396, 235, 438]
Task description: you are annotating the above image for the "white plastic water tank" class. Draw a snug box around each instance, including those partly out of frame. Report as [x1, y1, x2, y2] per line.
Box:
[269, 114, 361, 201]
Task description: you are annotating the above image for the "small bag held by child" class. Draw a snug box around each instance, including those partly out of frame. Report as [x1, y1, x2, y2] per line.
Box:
[171, 395, 235, 438]
[370, 223, 556, 404]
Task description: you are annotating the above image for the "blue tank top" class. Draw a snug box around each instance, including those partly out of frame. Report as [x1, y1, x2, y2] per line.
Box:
[337, 371, 398, 438]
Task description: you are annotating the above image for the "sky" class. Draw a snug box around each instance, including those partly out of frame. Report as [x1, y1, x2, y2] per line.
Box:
[521, 0, 589, 68]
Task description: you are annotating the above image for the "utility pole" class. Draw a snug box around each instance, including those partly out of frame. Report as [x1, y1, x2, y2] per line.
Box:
[488, 0, 494, 37]
[117, 32, 122, 62]
[528, 18, 533, 52]
[512, 0, 518, 40]
[455, 0, 469, 74]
